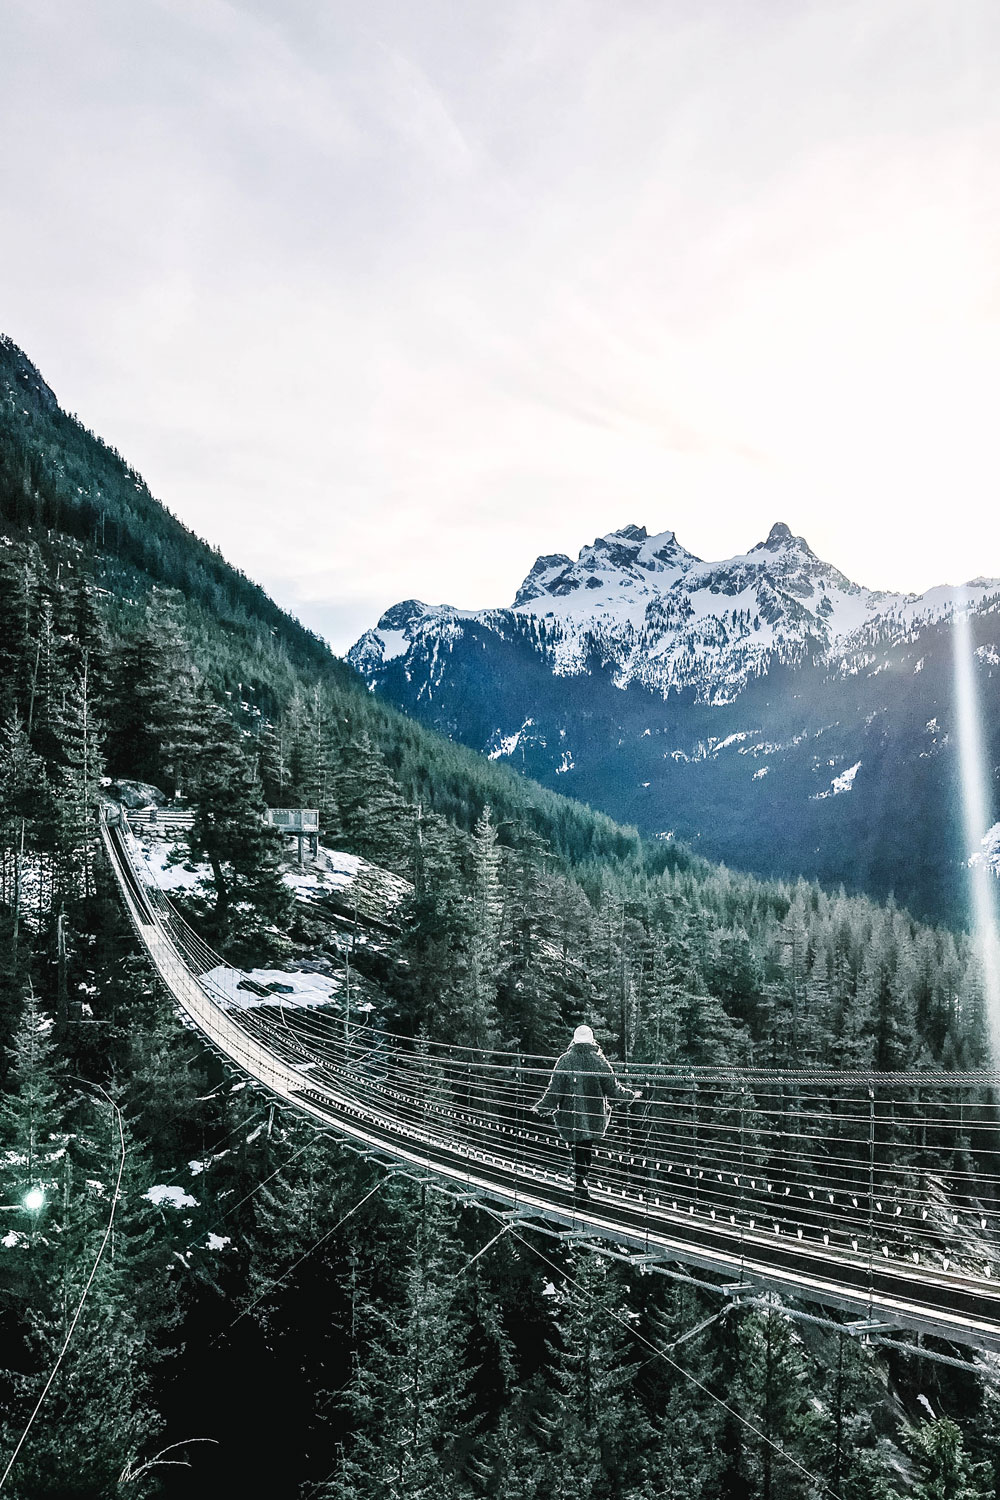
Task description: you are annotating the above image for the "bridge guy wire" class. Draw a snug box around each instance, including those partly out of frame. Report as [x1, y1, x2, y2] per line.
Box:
[220, 1174, 397, 1335]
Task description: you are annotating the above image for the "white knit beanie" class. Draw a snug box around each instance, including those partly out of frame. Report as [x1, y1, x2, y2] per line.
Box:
[572, 1024, 596, 1046]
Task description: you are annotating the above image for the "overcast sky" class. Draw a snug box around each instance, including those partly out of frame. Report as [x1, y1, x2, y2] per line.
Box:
[4, 0, 1000, 650]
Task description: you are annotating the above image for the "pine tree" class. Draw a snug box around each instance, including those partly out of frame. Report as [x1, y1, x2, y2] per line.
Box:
[532, 1253, 652, 1500]
[473, 1401, 545, 1500]
[25, 594, 70, 762]
[188, 705, 292, 952]
[324, 1194, 476, 1499]
[0, 541, 39, 723]
[703, 925, 765, 1034]
[105, 591, 201, 794]
[0, 989, 66, 1277]
[395, 803, 504, 1044]
[125, 994, 212, 1165]
[2, 1090, 179, 1499]
[50, 652, 106, 902]
[496, 834, 564, 1051]
[334, 734, 413, 867]
[731, 1297, 817, 1500]
[57, 569, 110, 702]
[0, 716, 48, 956]
[906, 1416, 992, 1500]
[860, 920, 916, 1072]
[283, 686, 340, 832]
[466, 805, 504, 1043]
[641, 1287, 726, 1500]
[632, 901, 696, 1062]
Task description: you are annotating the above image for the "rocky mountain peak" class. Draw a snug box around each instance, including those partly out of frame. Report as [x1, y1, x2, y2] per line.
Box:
[513, 553, 574, 607]
[0, 335, 59, 415]
[349, 519, 1000, 711]
[376, 599, 433, 632]
[750, 521, 815, 558]
[512, 524, 700, 610]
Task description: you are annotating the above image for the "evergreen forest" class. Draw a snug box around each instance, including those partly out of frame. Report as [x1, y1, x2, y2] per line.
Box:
[2, 335, 999, 1498]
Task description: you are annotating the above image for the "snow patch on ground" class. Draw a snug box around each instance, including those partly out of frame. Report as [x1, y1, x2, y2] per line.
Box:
[283, 846, 361, 901]
[145, 1185, 199, 1209]
[206, 1234, 231, 1251]
[135, 838, 210, 893]
[200, 965, 341, 1010]
[713, 731, 752, 752]
[283, 846, 411, 926]
[375, 627, 410, 662]
[132, 826, 409, 929]
[188, 1151, 230, 1176]
[486, 719, 535, 760]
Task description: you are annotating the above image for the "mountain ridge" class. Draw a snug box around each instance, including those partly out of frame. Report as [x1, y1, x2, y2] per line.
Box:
[349, 519, 1000, 922]
[351, 519, 999, 706]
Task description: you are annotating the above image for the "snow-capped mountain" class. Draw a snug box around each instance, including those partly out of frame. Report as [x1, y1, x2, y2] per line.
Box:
[349, 522, 1000, 921]
[351, 521, 997, 705]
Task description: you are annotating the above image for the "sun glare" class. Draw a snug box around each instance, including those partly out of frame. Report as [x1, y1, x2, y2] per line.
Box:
[952, 603, 1000, 1067]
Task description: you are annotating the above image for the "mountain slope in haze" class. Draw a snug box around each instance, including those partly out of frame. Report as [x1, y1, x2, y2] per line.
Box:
[350, 522, 1000, 922]
[0, 335, 654, 874]
[0, 334, 349, 704]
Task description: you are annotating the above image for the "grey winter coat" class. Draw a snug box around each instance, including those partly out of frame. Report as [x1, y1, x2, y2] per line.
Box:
[536, 1043, 635, 1144]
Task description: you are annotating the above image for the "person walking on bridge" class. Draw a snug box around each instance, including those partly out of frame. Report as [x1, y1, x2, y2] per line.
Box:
[533, 1025, 640, 1202]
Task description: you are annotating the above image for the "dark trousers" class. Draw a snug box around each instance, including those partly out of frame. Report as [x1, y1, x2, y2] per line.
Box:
[572, 1140, 595, 1185]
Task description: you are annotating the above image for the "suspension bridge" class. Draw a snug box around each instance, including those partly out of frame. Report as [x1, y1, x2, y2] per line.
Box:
[100, 809, 1000, 1357]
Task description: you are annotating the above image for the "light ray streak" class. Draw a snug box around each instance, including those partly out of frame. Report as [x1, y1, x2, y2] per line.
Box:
[952, 603, 1000, 1066]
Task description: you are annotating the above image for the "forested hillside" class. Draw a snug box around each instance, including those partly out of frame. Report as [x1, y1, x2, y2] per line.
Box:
[1, 338, 997, 1497]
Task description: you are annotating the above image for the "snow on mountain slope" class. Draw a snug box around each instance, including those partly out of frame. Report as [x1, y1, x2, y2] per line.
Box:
[349, 521, 1000, 706]
[347, 528, 1000, 921]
